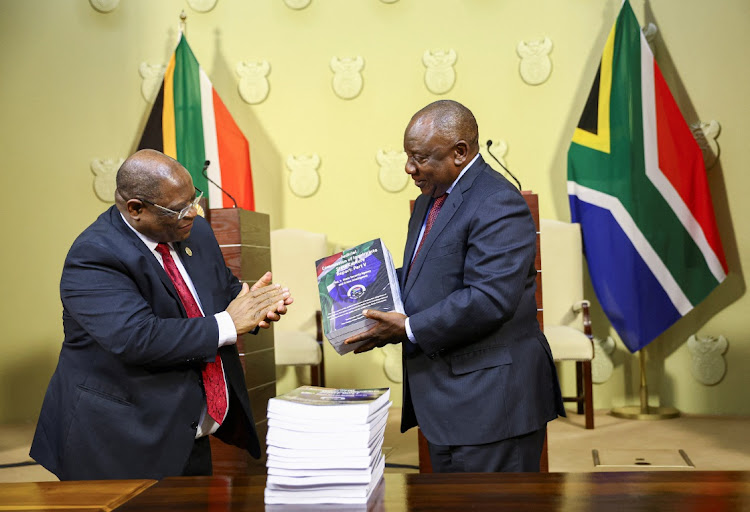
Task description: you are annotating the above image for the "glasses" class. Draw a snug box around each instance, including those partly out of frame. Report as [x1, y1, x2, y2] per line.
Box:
[138, 188, 203, 220]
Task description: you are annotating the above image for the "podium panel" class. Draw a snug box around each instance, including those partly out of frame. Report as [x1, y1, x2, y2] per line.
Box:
[209, 208, 275, 476]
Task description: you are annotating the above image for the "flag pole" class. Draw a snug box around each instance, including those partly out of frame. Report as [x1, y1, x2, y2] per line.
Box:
[611, 347, 680, 420]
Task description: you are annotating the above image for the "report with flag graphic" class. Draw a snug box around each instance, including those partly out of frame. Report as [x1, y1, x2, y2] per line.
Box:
[315, 239, 404, 355]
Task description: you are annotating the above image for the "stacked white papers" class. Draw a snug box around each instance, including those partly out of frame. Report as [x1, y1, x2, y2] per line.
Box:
[264, 387, 391, 506]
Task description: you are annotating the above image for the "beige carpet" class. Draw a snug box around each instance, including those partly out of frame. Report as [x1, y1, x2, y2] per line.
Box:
[3, 408, 749, 482]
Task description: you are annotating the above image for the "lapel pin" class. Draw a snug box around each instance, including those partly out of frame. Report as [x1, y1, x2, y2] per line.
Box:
[185, 247, 193, 257]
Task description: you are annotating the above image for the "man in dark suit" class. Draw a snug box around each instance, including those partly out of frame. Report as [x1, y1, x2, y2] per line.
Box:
[345, 100, 565, 472]
[30, 149, 292, 480]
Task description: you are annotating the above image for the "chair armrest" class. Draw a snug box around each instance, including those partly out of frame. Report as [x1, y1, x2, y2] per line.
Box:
[573, 300, 593, 340]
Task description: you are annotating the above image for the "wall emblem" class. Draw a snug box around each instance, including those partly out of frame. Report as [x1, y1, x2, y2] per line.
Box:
[688, 334, 728, 385]
[423, 49, 456, 95]
[91, 158, 123, 202]
[480, 138, 508, 168]
[643, 23, 658, 55]
[592, 336, 616, 384]
[237, 60, 271, 104]
[331, 56, 364, 100]
[376, 149, 408, 193]
[187, 0, 218, 12]
[139, 63, 166, 103]
[286, 154, 321, 198]
[283, 0, 312, 10]
[691, 120, 721, 170]
[517, 37, 553, 85]
[89, 0, 119, 13]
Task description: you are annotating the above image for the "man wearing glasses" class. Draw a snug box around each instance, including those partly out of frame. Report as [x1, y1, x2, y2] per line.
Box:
[30, 149, 292, 480]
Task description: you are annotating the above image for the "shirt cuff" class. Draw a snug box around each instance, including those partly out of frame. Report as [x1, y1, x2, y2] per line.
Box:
[215, 311, 238, 347]
[405, 317, 417, 344]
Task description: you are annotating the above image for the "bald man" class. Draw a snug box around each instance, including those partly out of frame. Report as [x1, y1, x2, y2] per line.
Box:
[31, 149, 292, 480]
[345, 101, 565, 472]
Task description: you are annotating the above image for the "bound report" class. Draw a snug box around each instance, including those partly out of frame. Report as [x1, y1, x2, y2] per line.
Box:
[315, 238, 404, 355]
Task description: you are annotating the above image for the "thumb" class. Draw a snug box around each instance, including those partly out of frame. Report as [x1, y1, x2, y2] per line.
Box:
[237, 282, 250, 297]
[251, 271, 273, 292]
[362, 309, 382, 320]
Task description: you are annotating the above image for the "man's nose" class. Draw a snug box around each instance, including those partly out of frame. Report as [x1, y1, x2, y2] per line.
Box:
[405, 160, 416, 175]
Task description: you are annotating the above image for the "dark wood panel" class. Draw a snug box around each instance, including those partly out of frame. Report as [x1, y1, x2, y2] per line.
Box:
[114, 471, 750, 511]
[243, 351, 276, 392]
[210, 209, 270, 247]
[208, 208, 275, 478]
[248, 382, 276, 425]
[240, 248, 272, 282]
[248, 326, 275, 352]
[219, 246, 243, 279]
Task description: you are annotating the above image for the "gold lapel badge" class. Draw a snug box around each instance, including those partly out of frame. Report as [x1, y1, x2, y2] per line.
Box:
[185, 247, 193, 257]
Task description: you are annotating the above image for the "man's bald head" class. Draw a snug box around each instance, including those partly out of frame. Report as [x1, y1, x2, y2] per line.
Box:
[115, 149, 198, 243]
[115, 149, 188, 205]
[409, 100, 480, 155]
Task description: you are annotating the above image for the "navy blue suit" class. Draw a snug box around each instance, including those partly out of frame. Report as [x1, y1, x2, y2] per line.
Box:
[400, 156, 565, 447]
[30, 206, 258, 480]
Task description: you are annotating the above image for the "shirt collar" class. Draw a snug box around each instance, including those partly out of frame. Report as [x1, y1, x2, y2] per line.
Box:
[446, 153, 480, 194]
[119, 211, 164, 253]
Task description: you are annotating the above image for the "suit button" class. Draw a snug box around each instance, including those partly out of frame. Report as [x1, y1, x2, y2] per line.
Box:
[191, 421, 198, 429]
[428, 354, 437, 360]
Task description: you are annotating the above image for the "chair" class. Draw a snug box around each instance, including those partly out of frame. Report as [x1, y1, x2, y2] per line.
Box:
[540, 219, 594, 429]
[270, 228, 327, 388]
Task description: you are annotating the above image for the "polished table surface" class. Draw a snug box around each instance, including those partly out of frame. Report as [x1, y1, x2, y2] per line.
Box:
[111, 471, 750, 511]
[0, 479, 155, 511]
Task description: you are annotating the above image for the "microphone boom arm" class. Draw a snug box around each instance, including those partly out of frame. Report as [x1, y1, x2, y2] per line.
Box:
[486, 140, 522, 191]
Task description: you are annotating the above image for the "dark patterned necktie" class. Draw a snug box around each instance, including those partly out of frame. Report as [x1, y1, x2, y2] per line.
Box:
[409, 193, 448, 275]
[156, 243, 228, 425]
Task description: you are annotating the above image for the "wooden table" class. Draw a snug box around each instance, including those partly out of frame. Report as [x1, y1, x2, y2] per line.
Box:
[0, 479, 155, 511]
[111, 471, 750, 511]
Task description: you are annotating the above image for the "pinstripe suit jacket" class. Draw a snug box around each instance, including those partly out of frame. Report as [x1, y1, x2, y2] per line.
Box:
[400, 156, 565, 445]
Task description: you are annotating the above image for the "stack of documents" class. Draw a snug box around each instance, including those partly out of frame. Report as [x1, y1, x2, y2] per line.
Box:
[264, 386, 391, 506]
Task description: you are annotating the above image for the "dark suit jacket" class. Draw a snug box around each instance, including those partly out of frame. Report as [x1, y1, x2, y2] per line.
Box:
[400, 156, 565, 446]
[30, 206, 259, 480]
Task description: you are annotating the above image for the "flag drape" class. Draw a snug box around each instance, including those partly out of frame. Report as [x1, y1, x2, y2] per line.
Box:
[567, 0, 727, 353]
[138, 33, 255, 211]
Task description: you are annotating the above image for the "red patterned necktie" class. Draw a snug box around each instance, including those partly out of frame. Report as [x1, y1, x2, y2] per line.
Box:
[409, 193, 448, 275]
[156, 243, 228, 425]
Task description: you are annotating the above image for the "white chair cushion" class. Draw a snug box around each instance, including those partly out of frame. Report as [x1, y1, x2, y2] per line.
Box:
[274, 331, 322, 366]
[544, 325, 594, 361]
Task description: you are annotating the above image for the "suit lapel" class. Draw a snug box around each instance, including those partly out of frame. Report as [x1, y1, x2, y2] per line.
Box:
[402, 156, 485, 297]
[401, 195, 430, 291]
[109, 207, 182, 304]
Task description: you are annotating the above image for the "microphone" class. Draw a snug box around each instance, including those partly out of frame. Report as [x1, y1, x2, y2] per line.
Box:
[486, 140, 522, 191]
[202, 160, 238, 208]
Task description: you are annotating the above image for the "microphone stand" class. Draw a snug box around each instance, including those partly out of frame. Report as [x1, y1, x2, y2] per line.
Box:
[486, 140, 522, 190]
[202, 160, 238, 208]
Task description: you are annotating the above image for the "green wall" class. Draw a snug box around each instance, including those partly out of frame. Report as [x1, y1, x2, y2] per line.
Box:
[1, 0, 748, 423]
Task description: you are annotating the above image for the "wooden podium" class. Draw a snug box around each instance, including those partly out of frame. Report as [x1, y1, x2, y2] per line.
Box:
[416, 191, 548, 473]
[208, 208, 276, 476]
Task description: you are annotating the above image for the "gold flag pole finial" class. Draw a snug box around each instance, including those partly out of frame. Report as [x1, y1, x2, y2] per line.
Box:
[179, 10, 187, 35]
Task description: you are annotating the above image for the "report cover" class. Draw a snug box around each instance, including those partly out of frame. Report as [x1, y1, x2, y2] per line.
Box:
[315, 239, 404, 355]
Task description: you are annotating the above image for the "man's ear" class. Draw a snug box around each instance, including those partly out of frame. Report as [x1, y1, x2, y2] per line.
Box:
[453, 140, 469, 166]
[126, 199, 144, 218]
